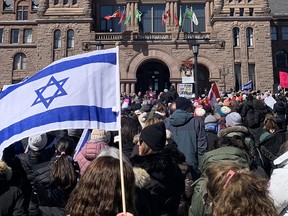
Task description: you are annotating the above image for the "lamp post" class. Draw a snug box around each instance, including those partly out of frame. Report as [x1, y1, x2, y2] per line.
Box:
[96, 41, 104, 50]
[193, 43, 200, 99]
[220, 67, 229, 93]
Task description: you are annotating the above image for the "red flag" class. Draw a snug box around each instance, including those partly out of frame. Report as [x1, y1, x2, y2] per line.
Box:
[161, 10, 170, 25]
[174, 13, 179, 27]
[118, 8, 126, 25]
[208, 82, 221, 107]
[280, 71, 288, 88]
[104, 9, 121, 20]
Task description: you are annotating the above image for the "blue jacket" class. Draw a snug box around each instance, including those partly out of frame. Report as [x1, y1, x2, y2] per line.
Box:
[166, 109, 207, 170]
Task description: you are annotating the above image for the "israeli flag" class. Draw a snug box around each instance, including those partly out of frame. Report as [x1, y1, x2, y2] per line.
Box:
[0, 47, 121, 156]
[241, 80, 253, 91]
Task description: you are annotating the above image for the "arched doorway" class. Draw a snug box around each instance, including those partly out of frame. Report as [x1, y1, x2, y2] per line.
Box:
[198, 64, 210, 95]
[136, 60, 170, 95]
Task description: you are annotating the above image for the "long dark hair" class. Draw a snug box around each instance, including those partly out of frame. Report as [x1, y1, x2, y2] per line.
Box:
[66, 156, 135, 216]
[52, 136, 78, 189]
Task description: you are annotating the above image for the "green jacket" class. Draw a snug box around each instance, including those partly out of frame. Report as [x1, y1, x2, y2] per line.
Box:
[188, 146, 250, 216]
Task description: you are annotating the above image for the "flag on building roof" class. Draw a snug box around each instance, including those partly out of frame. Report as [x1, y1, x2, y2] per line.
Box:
[161, 10, 170, 25]
[0, 47, 121, 158]
[208, 82, 221, 107]
[241, 80, 253, 91]
[118, 7, 126, 25]
[185, 8, 199, 25]
[135, 9, 142, 22]
[104, 9, 121, 20]
[124, 13, 131, 25]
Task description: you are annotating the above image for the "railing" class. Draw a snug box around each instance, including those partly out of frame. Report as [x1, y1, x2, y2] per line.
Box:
[133, 33, 172, 41]
[184, 32, 210, 40]
[95, 33, 123, 41]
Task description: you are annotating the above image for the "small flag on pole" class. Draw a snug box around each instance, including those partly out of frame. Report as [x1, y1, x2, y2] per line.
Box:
[118, 7, 126, 25]
[185, 8, 199, 25]
[161, 10, 170, 25]
[241, 80, 253, 91]
[0, 47, 121, 158]
[208, 82, 221, 107]
[174, 13, 179, 27]
[135, 9, 142, 22]
[179, 6, 183, 26]
[124, 13, 131, 25]
[104, 9, 121, 20]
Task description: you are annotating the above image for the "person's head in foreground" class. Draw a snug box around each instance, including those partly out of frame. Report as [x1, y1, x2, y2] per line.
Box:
[205, 162, 277, 216]
[66, 156, 135, 216]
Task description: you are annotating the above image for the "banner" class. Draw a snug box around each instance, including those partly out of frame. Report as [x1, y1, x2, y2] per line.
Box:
[179, 84, 193, 98]
[208, 82, 221, 107]
[279, 71, 288, 88]
[0, 47, 121, 156]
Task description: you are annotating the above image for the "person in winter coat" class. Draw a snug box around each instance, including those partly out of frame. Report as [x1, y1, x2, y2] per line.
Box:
[166, 97, 207, 180]
[167, 85, 179, 103]
[75, 129, 110, 175]
[30, 136, 79, 216]
[188, 137, 251, 216]
[130, 122, 184, 216]
[204, 114, 219, 151]
[0, 160, 28, 216]
[205, 162, 277, 216]
[273, 94, 288, 131]
[268, 142, 288, 216]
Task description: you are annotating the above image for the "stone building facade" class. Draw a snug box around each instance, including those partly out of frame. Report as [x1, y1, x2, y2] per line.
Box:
[0, 0, 282, 95]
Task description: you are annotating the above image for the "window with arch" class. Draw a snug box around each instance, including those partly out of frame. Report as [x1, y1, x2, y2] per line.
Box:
[54, 30, 61, 48]
[72, 0, 77, 5]
[233, 27, 240, 47]
[275, 51, 288, 68]
[63, 0, 68, 5]
[54, 0, 59, 5]
[13, 53, 27, 70]
[246, 27, 253, 47]
[67, 29, 74, 48]
[17, 1, 28, 20]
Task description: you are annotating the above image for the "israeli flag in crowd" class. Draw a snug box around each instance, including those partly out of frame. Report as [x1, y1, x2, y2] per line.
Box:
[241, 80, 253, 91]
[0, 47, 121, 156]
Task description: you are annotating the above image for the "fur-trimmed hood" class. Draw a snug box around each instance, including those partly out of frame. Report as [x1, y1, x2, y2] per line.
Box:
[218, 125, 249, 138]
[133, 167, 151, 189]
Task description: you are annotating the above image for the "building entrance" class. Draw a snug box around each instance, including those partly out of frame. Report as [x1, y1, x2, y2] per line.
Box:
[135, 61, 170, 95]
[198, 64, 211, 95]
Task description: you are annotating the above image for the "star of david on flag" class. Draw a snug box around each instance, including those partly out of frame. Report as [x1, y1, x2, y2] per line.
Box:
[32, 76, 68, 109]
[0, 47, 121, 157]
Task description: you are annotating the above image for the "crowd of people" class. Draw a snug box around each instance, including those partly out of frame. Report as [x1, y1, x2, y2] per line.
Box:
[1, 85, 288, 216]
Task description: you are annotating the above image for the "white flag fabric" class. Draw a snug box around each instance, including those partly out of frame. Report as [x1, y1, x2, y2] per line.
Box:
[0, 47, 121, 157]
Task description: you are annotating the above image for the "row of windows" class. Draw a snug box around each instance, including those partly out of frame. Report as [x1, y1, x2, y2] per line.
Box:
[271, 27, 288, 41]
[0, 29, 75, 48]
[54, 29, 75, 49]
[232, 27, 253, 47]
[229, 0, 253, 3]
[0, 28, 32, 44]
[99, 4, 205, 33]
[53, 0, 77, 6]
[230, 8, 254, 16]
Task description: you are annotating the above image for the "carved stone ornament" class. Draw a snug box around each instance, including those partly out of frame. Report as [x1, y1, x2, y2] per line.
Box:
[180, 60, 193, 77]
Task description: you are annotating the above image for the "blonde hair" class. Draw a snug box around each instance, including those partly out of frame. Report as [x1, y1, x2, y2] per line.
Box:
[205, 162, 277, 216]
[139, 141, 154, 155]
[144, 117, 163, 128]
[0, 160, 12, 181]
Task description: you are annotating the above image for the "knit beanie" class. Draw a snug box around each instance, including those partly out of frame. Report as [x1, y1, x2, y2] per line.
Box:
[28, 133, 48, 151]
[205, 114, 218, 126]
[195, 108, 206, 117]
[175, 97, 192, 110]
[218, 106, 231, 117]
[225, 112, 242, 127]
[91, 129, 111, 143]
[140, 122, 166, 151]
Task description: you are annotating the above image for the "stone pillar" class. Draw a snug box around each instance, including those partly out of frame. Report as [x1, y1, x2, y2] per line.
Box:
[205, 1, 212, 32]
[131, 83, 135, 94]
[126, 83, 130, 94]
[121, 83, 125, 93]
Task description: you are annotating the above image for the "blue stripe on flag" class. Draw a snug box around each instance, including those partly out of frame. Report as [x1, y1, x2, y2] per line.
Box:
[73, 129, 91, 159]
[0, 53, 117, 100]
[0, 105, 117, 144]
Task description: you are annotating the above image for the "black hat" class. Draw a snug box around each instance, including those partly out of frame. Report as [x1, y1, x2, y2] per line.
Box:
[175, 97, 192, 110]
[140, 122, 166, 151]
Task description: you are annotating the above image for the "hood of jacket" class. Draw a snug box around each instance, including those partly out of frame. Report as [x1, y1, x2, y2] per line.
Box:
[218, 125, 249, 138]
[80, 141, 108, 161]
[199, 146, 250, 173]
[169, 109, 194, 127]
[133, 167, 151, 189]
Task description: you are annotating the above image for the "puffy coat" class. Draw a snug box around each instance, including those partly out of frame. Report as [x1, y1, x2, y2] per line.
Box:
[131, 147, 184, 216]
